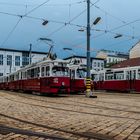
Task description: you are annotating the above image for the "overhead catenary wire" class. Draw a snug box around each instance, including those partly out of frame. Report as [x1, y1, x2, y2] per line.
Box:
[92, 3, 134, 29]
[0, 0, 86, 7]
[0, 0, 140, 53]
[23, 0, 51, 17]
[0, 0, 51, 48]
[43, 0, 100, 38]
[0, 18, 22, 48]
[0, 0, 140, 40]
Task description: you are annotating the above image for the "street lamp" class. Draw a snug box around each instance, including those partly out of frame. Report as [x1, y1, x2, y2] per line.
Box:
[63, 48, 72, 51]
[42, 20, 49, 26]
[114, 34, 123, 38]
[93, 17, 101, 25]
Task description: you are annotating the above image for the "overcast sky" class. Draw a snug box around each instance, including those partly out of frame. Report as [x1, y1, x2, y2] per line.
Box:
[0, 0, 140, 58]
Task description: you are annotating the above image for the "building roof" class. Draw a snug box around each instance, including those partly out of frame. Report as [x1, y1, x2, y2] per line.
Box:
[111, 57, 140, 69]
[108, 53, 129, 59]
[0, 47, 47, 55]
[98, 49, 129, 59]
[64, 55, 104, 61]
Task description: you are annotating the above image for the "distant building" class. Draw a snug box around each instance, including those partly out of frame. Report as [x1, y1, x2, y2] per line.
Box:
[96, 50, 129, 67]
[0, 48, 47, 76]
[64, 55, 105, 71]
[111, 57, 140, 69]
[129, 41, 140, 59]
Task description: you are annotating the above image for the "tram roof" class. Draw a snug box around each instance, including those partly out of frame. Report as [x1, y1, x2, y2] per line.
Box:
[111, 57, 140, 69]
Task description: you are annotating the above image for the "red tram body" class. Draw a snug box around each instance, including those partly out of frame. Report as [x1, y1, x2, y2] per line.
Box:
[94, 66, 140, 92]
[0, 59, 70, 94]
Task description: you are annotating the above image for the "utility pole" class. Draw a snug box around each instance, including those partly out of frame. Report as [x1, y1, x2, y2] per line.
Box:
[29, 43, 32, 65]
[86, 0, 91, 97]
[86, 0, 97, 98]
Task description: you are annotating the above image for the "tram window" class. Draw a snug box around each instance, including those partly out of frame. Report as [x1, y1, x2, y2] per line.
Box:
[131, 70, 136, 80]
[99, 74, 104, 81]
[71, 70, 75, 79]
[27, 70, 31, 79]
[16, 73, 19, 80]
[105, 74, 113, 80]
[34, 67, 40, 78]
[21, 72, 22, 79]
[126, 71, 130, 80]
[138, 69, 140, 79]
[41, 67, 45, 77]
[46, 66, 50, 76]
[25, 72, 27, 79]
[10, 75, 14, 81]
[52, 66, 69, 76]
[31, 69, 35, 78]
[77, 69, 86, 78]
[114, 72, 124, 80]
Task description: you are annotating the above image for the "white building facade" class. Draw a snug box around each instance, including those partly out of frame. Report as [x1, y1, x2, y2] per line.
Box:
[0, 48, 47, 76]
[129, 41, 140, 59]
[96, 50, 129, 67]
[64, 56, 105, 71]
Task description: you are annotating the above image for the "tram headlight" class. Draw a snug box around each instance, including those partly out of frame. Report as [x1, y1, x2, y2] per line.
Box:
[62, 82, 65, 86]
[53, 78, 58, 83]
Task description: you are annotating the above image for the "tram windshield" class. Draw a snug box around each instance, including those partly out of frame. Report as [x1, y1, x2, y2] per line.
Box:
[77, 68, 86, 78]
[52, 66, 69, 76]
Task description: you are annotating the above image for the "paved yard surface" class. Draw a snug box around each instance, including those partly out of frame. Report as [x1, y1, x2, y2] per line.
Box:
[0, 90, 140, 140]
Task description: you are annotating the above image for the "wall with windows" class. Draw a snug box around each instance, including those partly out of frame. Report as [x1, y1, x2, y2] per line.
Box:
[92, 59, 104, 71]
[64, 56, 104, 72]
[106, 56, 126, 64]
[0, 49, 47, 77]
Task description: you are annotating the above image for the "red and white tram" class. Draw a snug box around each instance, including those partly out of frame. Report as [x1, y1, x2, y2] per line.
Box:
[94, 66, 140, 92]
[69, 64, 86, 93]
[0, 58, 70, 94]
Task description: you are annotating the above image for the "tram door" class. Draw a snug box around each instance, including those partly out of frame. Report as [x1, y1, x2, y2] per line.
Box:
[126, 70, 136, 91]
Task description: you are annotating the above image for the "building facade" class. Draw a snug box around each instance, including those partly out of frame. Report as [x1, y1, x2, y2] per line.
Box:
[96, 50, 129, 67]
[129, 41, 140, 59]
[64, 55, 105, 71]
[0, 48, 47, 76]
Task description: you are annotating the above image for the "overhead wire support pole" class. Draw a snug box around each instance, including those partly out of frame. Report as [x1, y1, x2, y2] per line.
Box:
[86, 0, 97, 98]
[29, 43, 32, 65]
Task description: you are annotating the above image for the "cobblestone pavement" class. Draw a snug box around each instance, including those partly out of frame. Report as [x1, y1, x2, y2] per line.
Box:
[0, 90, 140, 140]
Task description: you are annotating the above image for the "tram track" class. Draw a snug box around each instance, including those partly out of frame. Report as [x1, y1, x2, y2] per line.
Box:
[7, 90, 140, 108]
[0, 113, 113, 140]
[2, 90, 140, 109]
[0, 124, 67, 140]
[2, 91, 140, 116]
[1, 94, 140, 121]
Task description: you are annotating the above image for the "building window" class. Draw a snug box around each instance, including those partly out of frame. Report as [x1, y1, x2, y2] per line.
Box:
[98, 62, 100, 67]
[94, 62, 96, 67]
[15, 56, 20, 66]
[0, 73, 3, 76]
[22, 52, 29, 66]
[7, 55, 12, 66]
[101, 62, 104, 68]
[0, 55, 3, 65]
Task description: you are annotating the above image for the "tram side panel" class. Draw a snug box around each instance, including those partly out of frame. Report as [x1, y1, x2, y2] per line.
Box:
[134, 80, 140, 92]
[22, 78, 40, 92]
[70, 79, 86, 93]
[40, 77, 70, 94]
[102, 80, 129, 92]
